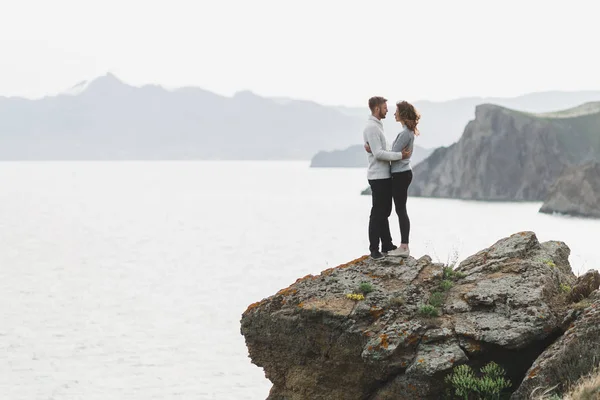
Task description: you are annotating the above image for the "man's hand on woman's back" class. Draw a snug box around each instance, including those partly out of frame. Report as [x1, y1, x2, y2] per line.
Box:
[365, 142, 411, 159]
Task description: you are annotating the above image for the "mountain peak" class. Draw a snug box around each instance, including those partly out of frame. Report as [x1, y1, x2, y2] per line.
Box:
[89, 72, 124, 87]
[63, 73, 127, 97]
[82, 73, 131, 96]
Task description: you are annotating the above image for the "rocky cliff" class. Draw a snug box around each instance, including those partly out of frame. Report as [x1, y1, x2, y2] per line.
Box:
[409, 102, 600, 201]
[539, 161, 600, 219]
[240, 232, 600, 399]
[512, 270, 600, 399]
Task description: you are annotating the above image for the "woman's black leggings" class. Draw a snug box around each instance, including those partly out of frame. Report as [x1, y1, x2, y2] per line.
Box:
[392, 170, 413, 244]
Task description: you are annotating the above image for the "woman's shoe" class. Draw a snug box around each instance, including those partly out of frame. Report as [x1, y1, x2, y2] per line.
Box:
[387, 247, 409, 258]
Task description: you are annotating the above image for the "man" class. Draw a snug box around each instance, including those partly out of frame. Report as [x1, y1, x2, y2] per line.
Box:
[363, 96, 411, 259]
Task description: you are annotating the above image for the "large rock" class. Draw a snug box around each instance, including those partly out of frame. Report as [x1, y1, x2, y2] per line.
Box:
[240, 232, 577, 399]
[512, 284, 600, 399]
[569, 270, 600, 302]
[539, 162, 600, 219]
[408, 102, 600, 201]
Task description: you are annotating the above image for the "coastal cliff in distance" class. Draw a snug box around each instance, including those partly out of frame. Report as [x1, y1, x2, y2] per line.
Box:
[539, 161, 600, 218]
[409, 102, 600, 201]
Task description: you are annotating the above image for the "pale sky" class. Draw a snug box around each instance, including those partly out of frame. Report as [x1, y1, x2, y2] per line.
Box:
[1, 0, 598, 106]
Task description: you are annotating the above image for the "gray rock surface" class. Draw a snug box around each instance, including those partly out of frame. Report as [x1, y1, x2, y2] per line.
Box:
[539, 162, 600, 219]
[569, 270, 600, 302]
[241, 232, 577, 399]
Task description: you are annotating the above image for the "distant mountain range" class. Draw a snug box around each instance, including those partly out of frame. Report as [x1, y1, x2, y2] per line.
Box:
[310, 144, 433, 168]
[0, 74, 360, 160]
[1, 73, 599, 160]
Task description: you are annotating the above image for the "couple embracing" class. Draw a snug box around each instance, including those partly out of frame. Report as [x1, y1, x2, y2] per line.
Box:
[363, 97, 420, 260]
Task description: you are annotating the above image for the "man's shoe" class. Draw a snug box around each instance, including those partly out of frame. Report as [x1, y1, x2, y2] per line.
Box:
[370, 251, 386, 260]
[381, 244, 398, 254]
[387, 247, 410, 258]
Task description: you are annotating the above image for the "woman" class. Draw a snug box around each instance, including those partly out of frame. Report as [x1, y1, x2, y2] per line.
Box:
[388, 101, 420, 257]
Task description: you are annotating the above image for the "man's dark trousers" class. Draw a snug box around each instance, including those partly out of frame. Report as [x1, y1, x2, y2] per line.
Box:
[368, 178, 394, 253]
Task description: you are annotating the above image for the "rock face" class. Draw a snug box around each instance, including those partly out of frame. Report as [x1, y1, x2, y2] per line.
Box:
[569, 270, 600, 303]
[513, 284, 600, 399]
[240, 232, 578, 399]
[409, 102, 600, 201]
[539, 162, 600, 219]
[311, 144, 433, 168]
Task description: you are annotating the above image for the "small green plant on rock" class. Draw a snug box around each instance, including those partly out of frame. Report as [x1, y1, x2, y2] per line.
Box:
[444, 267, 467, 281]
[545, 260, 556, 268]
[418, 304, 439, 318]
[560, 284, 572, 294]
[445, 361, 511, 400]
[443, 267, 454, 279]
[441, 279, 454, 291]
[429, 292, 445, 308]
[455, 271, 467, 279]
[358, 282, 374, 294]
